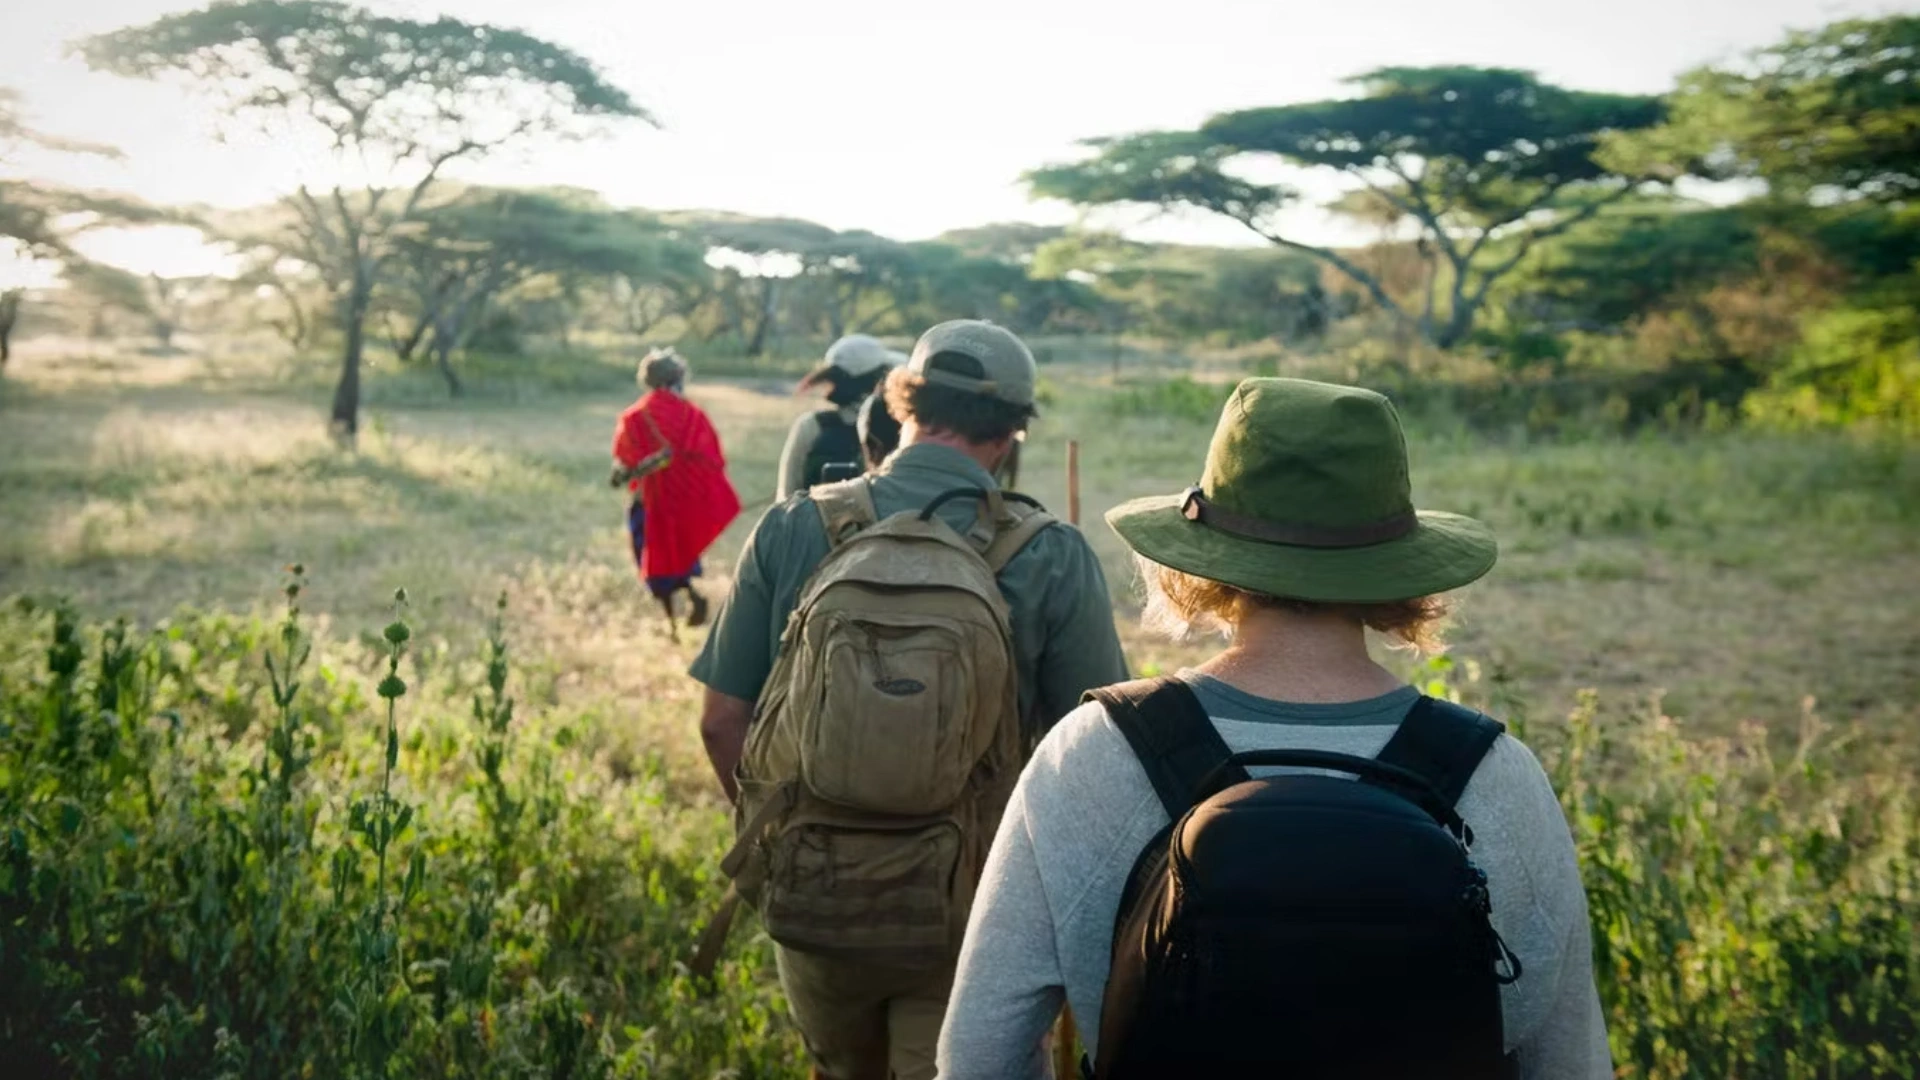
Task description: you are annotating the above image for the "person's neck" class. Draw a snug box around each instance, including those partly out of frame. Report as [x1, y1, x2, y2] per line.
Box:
[1193, 607, 1403, 704]
[900, 426, 1005, 475]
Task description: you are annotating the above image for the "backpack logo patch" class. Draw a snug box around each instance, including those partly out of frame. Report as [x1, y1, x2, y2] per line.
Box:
[873, 677, 928, 697]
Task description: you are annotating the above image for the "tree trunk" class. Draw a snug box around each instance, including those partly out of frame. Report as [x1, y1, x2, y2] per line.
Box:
[1433, 297, 1480, 351]
[746, 311, 771, 357]
[268, 283, 308, 350]
[0, 290, 18, 370]
[1301, 281, 1329, 339]
[432, 334, 463, 397]
[1418, 249, 1441, 343]
[555, 292, 575, 352]
[826, 287, 848, 340]
[628, 310, 663, 339]
[1431, 265, 1477, 350]
[395, 312, 430, 362]
[625, 288, 668, 339]
[330, 275, 372, 442]
[745, 279, 780, 358]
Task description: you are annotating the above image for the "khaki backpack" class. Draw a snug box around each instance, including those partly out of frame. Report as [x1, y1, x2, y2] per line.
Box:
[698, 479, 1055, 973]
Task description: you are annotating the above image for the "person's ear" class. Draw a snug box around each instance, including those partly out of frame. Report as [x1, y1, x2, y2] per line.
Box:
[985, 434, 1016, 471]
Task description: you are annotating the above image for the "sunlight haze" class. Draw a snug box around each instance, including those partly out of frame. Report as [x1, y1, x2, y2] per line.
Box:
[3, 0, 1902, 279]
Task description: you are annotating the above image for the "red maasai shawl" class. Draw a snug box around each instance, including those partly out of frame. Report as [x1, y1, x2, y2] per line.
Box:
[612, 390, 742, 580]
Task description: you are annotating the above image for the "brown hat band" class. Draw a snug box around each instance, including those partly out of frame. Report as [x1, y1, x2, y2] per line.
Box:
[1181, 487, 1417, 549]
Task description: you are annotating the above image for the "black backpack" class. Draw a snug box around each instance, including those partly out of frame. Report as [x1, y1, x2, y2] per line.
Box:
[1086, 677, 1524, 1080]
[802, 408, 864, 489]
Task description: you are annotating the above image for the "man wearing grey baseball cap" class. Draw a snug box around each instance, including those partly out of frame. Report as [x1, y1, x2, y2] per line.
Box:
[899, 319, 1039, 408]
[690, 320, 1128, 1080]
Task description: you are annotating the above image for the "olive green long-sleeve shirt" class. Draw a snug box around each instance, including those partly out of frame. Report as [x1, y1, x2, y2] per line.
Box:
[690, 442, 1129, 740]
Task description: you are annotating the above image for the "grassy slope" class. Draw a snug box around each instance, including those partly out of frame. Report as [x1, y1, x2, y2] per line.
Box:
[3, 342, 1917, 779]
[4, 341, 1919, 1077]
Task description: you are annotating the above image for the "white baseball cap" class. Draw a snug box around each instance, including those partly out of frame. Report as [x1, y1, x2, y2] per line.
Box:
[822, 334, 907, 377]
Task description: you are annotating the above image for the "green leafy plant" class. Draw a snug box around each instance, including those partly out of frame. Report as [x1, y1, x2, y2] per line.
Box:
[2, 580, 1914, 1078]
[0, 586, 799, 1078]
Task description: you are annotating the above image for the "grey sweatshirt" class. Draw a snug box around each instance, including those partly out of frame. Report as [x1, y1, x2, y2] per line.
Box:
[935, 675, 1612, 1079]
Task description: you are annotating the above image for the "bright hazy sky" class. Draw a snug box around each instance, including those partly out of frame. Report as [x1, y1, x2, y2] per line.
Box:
[2, 0, 1905, 279]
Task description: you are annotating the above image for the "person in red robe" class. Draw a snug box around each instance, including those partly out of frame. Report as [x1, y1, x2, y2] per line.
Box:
[610, 347, 742, 637]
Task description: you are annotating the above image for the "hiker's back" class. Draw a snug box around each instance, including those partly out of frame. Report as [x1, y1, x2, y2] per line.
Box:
[933, 678, 1610, 1080]
[725, 479, 1055, 964]
[1090, 678, 1521, 1079]
[800, 407, 865, 490]
[691, 322, 1135, 1080]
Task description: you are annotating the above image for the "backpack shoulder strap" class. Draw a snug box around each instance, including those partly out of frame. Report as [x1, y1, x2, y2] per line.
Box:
[810, 477, 878, 548]
[1085, 677, 1244, 820]
[982, 504, 1057, 574]
[1374, 696, 1506, 807]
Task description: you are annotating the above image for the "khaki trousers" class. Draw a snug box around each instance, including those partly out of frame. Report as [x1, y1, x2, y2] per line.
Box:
[776, 946, 955, 1080]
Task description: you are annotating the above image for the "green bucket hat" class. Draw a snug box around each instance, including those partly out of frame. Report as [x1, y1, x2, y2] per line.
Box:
[1107, 378, 1497, 603]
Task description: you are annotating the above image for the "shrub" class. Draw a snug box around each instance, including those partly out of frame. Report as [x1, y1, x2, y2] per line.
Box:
[1746, 295, 1920, 436]
[1535, 694, 1920, 1077]
[0, 585, 801, 1080]
[1108, 376, 1234, 422]
[3, 586, 1916, 1078]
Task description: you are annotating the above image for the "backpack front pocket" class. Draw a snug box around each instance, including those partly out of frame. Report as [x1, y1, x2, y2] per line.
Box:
[762, 818, 962, 968]
[797, 613, 981, 815]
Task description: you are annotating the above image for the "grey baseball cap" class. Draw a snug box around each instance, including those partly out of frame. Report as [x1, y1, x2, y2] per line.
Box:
[906, 320, 1037, 408]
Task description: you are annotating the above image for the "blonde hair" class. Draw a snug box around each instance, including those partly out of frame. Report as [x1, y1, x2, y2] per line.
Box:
[1138, 556, 1452, 654]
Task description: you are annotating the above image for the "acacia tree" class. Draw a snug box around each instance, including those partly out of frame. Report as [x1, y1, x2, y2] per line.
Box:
[1033, 233, 1327, 344]
[66, 263, 211, 350]
[0, 87, 130, 261]
[77, 0, 649, 439]
[597, 213, 711, 341]
[908, 228, 1118, 334]
[1029, 67, 1665, 347]
[1617, 15, 1920, 207]
[384, 189, 694, 394]
[901, 239, 1110, 335]
[797, 230, 920, 339]
[933, 223, 1068, 264]
[232, 248, 325, 351]
[0, 86, 164, 366]
[669, 213, 836, 356]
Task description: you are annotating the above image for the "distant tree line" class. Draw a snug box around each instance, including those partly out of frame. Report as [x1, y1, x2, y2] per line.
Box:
[4, 4, 1915, 434]
[1032, 15, 1920, 431]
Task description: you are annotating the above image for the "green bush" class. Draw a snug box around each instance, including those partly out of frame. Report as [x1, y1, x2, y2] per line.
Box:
[3, 586, 1916, 1078]
[1275, 338, 1760, 438]
[0, 583, 801, 1080]
[1536, 695, 1920, 1077]
[1746, 296, 1920, 436]
[1108, 376, 1234, 422]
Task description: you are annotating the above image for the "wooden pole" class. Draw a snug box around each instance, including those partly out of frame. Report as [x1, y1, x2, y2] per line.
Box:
[1052, 438, 1084, 1080]
[1066, 440, 1082, 527]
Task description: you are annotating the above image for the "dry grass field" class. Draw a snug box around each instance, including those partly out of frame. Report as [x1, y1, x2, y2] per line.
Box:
[4, 340, 1914, 768]
[5, 339, 1918, 1078]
